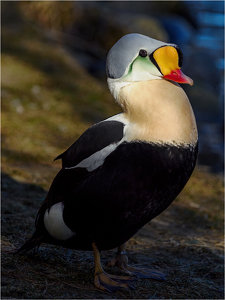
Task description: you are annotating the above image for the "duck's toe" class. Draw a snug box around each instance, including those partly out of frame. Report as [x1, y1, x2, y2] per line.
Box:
[108, 251, 166, 281]
[119, 264, 166, 280]
[94, 271, 136, 292]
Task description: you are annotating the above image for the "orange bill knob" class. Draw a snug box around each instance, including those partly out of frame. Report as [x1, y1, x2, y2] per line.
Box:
[153, 46, 193, 85]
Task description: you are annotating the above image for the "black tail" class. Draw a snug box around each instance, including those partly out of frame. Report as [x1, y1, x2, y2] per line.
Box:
[15, 231, 44, 255]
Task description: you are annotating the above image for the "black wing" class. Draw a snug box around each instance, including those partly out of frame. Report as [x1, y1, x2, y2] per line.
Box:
[54, 120, 125, 168]
[35, 120, 125, 225]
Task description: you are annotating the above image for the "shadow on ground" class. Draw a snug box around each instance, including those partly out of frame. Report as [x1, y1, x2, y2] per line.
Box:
[1, 170, 224, 299]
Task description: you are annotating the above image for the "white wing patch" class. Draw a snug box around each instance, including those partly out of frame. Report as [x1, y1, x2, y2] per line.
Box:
[65, 115, 129, 172]
[65, 142, 123, 171]
[44, 202, 74, 240]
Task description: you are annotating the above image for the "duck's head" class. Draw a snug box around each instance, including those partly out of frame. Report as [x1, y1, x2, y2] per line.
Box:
[106, 33, 193, 100]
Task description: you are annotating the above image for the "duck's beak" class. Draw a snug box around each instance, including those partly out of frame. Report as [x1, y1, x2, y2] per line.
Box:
[163, 69, 193, 86]
[153, 46, 194, 86]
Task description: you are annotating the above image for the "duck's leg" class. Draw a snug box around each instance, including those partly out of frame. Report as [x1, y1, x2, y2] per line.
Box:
[108, 243, 166, 281]
[92, 242, 136, 293]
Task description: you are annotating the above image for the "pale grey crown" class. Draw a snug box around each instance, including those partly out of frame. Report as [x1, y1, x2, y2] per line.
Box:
[106, 33, 175, 79]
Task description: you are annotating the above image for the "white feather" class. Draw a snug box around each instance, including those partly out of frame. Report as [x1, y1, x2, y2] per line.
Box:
[65, 115, 129, 172]
[44, 202, 74, 240]
[65, 141, 123, 171]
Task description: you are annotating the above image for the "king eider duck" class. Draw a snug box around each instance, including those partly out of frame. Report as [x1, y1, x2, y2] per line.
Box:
[17, 33, 198, 292]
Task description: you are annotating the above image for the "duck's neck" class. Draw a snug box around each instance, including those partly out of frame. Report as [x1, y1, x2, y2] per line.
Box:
[117, 79, 198, 145]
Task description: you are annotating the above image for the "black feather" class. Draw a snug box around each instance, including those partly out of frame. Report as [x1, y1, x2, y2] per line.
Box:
[54, 120, 124, 168]
[16, 141, 197, 253]
[15, 231, 44, 254]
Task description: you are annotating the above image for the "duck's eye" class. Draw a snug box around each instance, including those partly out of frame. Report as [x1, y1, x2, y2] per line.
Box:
[139, 49, 147, 57]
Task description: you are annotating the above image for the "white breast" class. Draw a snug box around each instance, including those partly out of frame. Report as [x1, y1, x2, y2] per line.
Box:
[118, 80, 198, 145]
